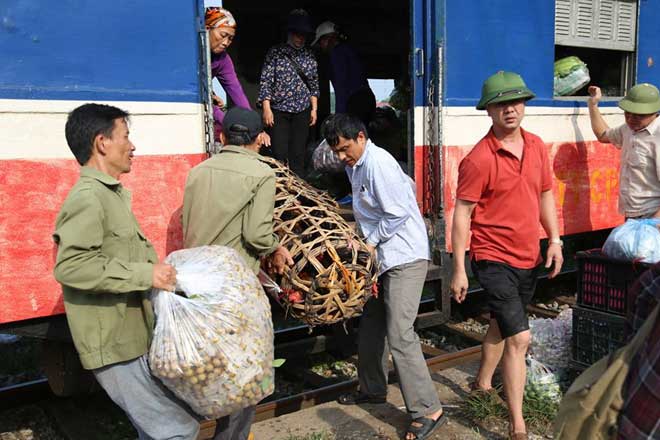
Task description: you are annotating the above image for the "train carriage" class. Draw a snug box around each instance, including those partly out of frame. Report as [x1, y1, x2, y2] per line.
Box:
[1, 0, 659, 389]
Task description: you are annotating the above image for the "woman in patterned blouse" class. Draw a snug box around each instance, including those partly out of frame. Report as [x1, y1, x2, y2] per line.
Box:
[257, 9, 320, 176]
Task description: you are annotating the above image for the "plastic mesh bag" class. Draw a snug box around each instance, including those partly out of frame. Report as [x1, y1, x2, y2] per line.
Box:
[312, 139, 345, 173]
[602, 218, 660, 263]
[525, 356, 562, 405]
[553, 56, 590, 96]
[529, 308, 572, 372]
[149, 246, 274, 419]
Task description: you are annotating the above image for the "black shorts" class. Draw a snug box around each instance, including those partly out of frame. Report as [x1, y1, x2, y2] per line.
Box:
[471, 260, 540, 338]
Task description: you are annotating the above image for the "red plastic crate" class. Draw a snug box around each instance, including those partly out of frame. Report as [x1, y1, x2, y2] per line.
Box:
[576, 250, 650, 316]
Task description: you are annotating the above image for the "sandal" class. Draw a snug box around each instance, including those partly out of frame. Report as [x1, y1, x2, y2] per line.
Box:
[337, 391, 387, 405]
[508, 424, 528, 440]
[405, 412, 447, 440]
[468, 381, 506, 406]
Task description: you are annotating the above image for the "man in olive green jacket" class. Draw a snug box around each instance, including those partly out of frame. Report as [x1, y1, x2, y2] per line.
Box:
[53, 103, 200, 439]
[182, 107, 292, 440]
[183, 107, 292, 274]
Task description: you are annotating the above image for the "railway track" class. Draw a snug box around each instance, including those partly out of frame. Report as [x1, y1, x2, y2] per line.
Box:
[198, 345, 482, 439]
[0, 345, 481, 440]
[0, 268, 576, 439]
[0, 378, 51, 411]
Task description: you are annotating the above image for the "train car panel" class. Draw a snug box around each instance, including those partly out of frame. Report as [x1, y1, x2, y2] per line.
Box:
[637, 0, 660, 84]
[0, 100, 204, 159]
[0, 153, 206, 324]
[0, 0, 201, 103]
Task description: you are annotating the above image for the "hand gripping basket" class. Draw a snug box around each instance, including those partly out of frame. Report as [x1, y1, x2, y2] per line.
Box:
[260, 156, 379, 327]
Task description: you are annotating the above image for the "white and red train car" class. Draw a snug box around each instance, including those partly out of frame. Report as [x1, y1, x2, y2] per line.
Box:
[2, 0, 655, 342]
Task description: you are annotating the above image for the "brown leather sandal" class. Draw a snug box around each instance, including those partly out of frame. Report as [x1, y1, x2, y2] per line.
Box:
[508, 422, 528, 440]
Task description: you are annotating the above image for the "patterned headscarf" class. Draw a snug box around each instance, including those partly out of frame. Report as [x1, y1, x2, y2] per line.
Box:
[205, 7, 237, 30]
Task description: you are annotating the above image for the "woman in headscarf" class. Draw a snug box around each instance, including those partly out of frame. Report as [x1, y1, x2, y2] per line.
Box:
[205, 7, 255, 143]
[257, 9, 320, 176]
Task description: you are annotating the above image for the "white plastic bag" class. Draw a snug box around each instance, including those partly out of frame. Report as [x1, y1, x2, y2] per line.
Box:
[312, 139, 345, 173]
[529, 308, 572, 372]
[554, 64, 590, 96]
[603, 218, 660, 263]
[258, 269, 283, 305]
[149, 246, 274, 419]
[525, 356, 562, 405]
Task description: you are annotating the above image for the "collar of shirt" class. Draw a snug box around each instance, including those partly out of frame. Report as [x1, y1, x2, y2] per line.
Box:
[637, 114, 660, 135]
[353, 140, 373, 168]
[221, 144, 262, 158]
[80, 166, 121, 187]
[485, 127, 531, 153]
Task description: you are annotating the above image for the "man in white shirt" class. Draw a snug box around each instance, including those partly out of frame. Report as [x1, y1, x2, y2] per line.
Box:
[323, 114, 445, 440]
[588, 83, 660, 219]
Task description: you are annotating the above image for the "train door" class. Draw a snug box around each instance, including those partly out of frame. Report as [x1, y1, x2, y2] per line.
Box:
[208, 0, 450, 323]
[411, 0, 450, 319]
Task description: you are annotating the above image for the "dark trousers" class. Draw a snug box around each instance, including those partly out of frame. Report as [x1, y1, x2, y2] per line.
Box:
[271, 107, 311, 177]
[347, 87, 376, 126]
[214, 406, 255, 440]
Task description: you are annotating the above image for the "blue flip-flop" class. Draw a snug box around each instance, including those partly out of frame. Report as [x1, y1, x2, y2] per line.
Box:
[336, 194, 353, 205]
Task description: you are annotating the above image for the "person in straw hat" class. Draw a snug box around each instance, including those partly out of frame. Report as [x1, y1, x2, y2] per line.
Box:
[588, 82, 660, 219]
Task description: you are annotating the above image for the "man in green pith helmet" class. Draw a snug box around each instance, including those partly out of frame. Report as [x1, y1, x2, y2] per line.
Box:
[588, 83, 660, 219]
[450, 71, 564, 440]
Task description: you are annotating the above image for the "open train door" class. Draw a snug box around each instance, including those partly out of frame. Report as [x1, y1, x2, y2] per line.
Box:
[410, 0, 450, 321]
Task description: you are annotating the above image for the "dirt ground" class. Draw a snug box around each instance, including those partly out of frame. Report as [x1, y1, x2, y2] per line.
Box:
[252, 360, 547, 440]
[0, 354, 549, 440]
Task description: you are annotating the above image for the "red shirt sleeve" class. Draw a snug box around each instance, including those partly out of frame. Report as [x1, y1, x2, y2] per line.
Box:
[456, 157, 487, 203]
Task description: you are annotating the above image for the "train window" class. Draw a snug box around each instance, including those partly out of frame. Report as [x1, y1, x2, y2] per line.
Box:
[553, 0, 637, 97]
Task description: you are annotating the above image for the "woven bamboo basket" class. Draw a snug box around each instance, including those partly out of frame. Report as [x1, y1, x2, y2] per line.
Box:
[260, 156, 379, 326]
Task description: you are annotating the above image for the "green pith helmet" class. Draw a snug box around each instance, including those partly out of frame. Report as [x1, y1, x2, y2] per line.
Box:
[476, 71, 536, 110]
[619, 83, 660, 115]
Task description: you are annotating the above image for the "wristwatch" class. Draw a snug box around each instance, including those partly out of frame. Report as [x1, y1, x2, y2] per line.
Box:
[549, 238, 564, 248]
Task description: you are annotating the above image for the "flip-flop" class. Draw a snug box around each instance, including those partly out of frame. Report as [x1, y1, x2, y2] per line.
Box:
[337, 391, 387, 405]
[405, 412, 447, 440]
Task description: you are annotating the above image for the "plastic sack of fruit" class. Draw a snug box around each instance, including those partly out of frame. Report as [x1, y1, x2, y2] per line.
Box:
[525, 356, 562, 406]
[603, 218, 660, 263]
[149, 245, 274, 419]
[312, 139, 345, 173]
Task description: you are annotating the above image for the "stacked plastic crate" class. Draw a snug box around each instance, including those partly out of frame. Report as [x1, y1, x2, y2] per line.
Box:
[571, 250, 650, 369]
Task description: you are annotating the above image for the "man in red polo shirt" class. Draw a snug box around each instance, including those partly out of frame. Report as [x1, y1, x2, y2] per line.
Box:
[450, 71, 564, 440]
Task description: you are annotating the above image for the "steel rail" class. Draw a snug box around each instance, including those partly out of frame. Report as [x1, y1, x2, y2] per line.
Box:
[0, 378, 51, 411]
